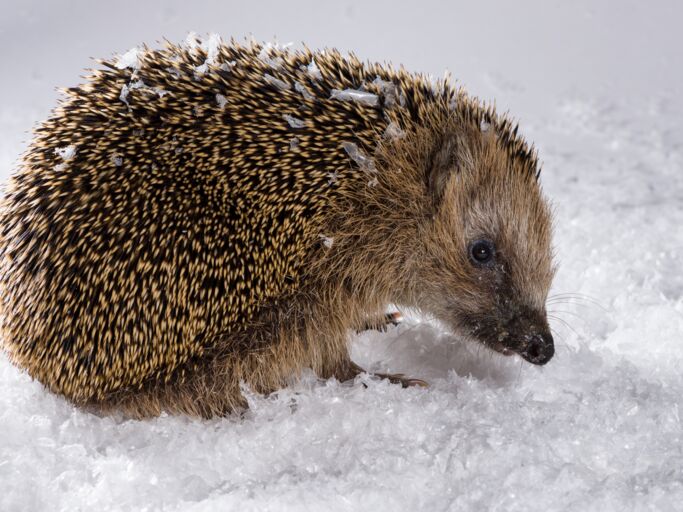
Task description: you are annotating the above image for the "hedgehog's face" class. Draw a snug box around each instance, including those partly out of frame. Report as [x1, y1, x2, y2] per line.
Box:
[417, 132, 556, 365]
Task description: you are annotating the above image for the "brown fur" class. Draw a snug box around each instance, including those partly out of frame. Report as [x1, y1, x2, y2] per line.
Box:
[0, 37, 554, 418]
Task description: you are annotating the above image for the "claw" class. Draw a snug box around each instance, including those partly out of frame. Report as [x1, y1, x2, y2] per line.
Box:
[384, 311, 403, 327]
[375, 371, 429, 388]
[403, 378, 429, 388]
[358, 311, 404, 333]
[339, 362, 428, 389]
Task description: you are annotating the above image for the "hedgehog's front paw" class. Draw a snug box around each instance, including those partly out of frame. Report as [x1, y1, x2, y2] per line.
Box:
[329, 360, 365, 382]
[331, 361, 428, 388]
[372, 371, 429, 388]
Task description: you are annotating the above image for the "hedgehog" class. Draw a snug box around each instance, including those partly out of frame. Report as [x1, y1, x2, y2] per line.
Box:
[0, 35, 555, 418]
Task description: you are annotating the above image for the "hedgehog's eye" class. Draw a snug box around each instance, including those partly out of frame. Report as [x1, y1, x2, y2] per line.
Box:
[469, 240, 495, 266]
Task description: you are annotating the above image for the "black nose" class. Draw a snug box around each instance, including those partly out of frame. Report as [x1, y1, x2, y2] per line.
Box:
[520, 333, 554, 365]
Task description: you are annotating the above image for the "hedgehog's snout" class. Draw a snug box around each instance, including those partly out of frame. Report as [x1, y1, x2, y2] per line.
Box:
[490, 308, 555, 365]
[517, 332, 554, 365]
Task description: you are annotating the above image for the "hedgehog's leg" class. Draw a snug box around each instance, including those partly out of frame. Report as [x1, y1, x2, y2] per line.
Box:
[329, 360, 428, 388]
[344, 312, 428, 387]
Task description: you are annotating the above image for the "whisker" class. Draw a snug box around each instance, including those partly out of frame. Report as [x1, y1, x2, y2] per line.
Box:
[546, 298, 605, 311]
[548, 325, 566, 344]
[547, 292, 607, 311]
[553, 340, 572, 353]
[548, 327, 574, 353]
[548, 292, 604, 303]
[547, 314, 582, 339]
[547, 308, 590, 322]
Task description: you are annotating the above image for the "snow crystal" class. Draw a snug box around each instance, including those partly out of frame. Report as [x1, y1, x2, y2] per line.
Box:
[480, 119, 491, 132]
[119, 79, 143, 105]
[307, 58, 322, 80]
[331, 88, 379, 107]
[257, 41, 292, 69]
[115, 47, 140, 70]
[111, 155, 123, 166]
[372, 76, 400, 107]
[54, 145, 76, 161]
[383, 122, 405, 140]
[258, 48, 283, 69]
[215, 94, 227, 108]
[194, 33, 222, 78]
[318, 234, 334, 248]
[202, 33, 222, 64]
[326, 170, 339, 185]
[119, 84, 132, 105]
[119, 80, 167, 106]
[166, 66, 181, 79]
[294, 81, 315, 101]
[283, 114, 306, 129]
[263, 73, 290, 91]
[367, 177, 379, 187]
[183, 31, 201, 51]
[194, 63, 209, 76]
[289, 137, 300, 150]
[151, 87, 169, 98]
[219, 61, 236, 72]
[342, 141, 376, 172]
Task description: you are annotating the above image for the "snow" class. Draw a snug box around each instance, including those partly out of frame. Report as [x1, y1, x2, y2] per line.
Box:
[165, 67, 181, 79]
[283, 114, 306, 129]
[318, 234, 334, 249]
[183, 31, 201, 51]
[119, 80, 143, 105]
[54, 145, 76, 161]
[263, 73, 290, 91]
[341, 141, 376, 172]
[114, 47, 141, 70]
[258, 50, 283, 70]
[194, 33, 222, 77]
[306, 58, 322, 80]
[372, 76, 400, 107]
[294, 81, 314, 100]
[383, 121, 405, 140]
[201, 33, 222, 65]
[120, 80, 168, 106]
[1, 1, 683, 511]
[326, 170, 339, 185]
[258, 41, 292, 69]
[330, 88, 379, 107]
[215, 93, 227, 108]
[218, 61, 235, 72]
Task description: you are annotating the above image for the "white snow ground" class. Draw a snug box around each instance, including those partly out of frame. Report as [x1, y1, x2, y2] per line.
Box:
[1, 1, 683, 511]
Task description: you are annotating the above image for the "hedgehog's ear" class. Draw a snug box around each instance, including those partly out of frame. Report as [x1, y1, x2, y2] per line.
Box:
[426, 135, 459, 208]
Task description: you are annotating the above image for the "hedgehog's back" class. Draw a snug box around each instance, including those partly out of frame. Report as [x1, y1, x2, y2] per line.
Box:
[0, 41, 334, 400]
[0, 37, 459, 401]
